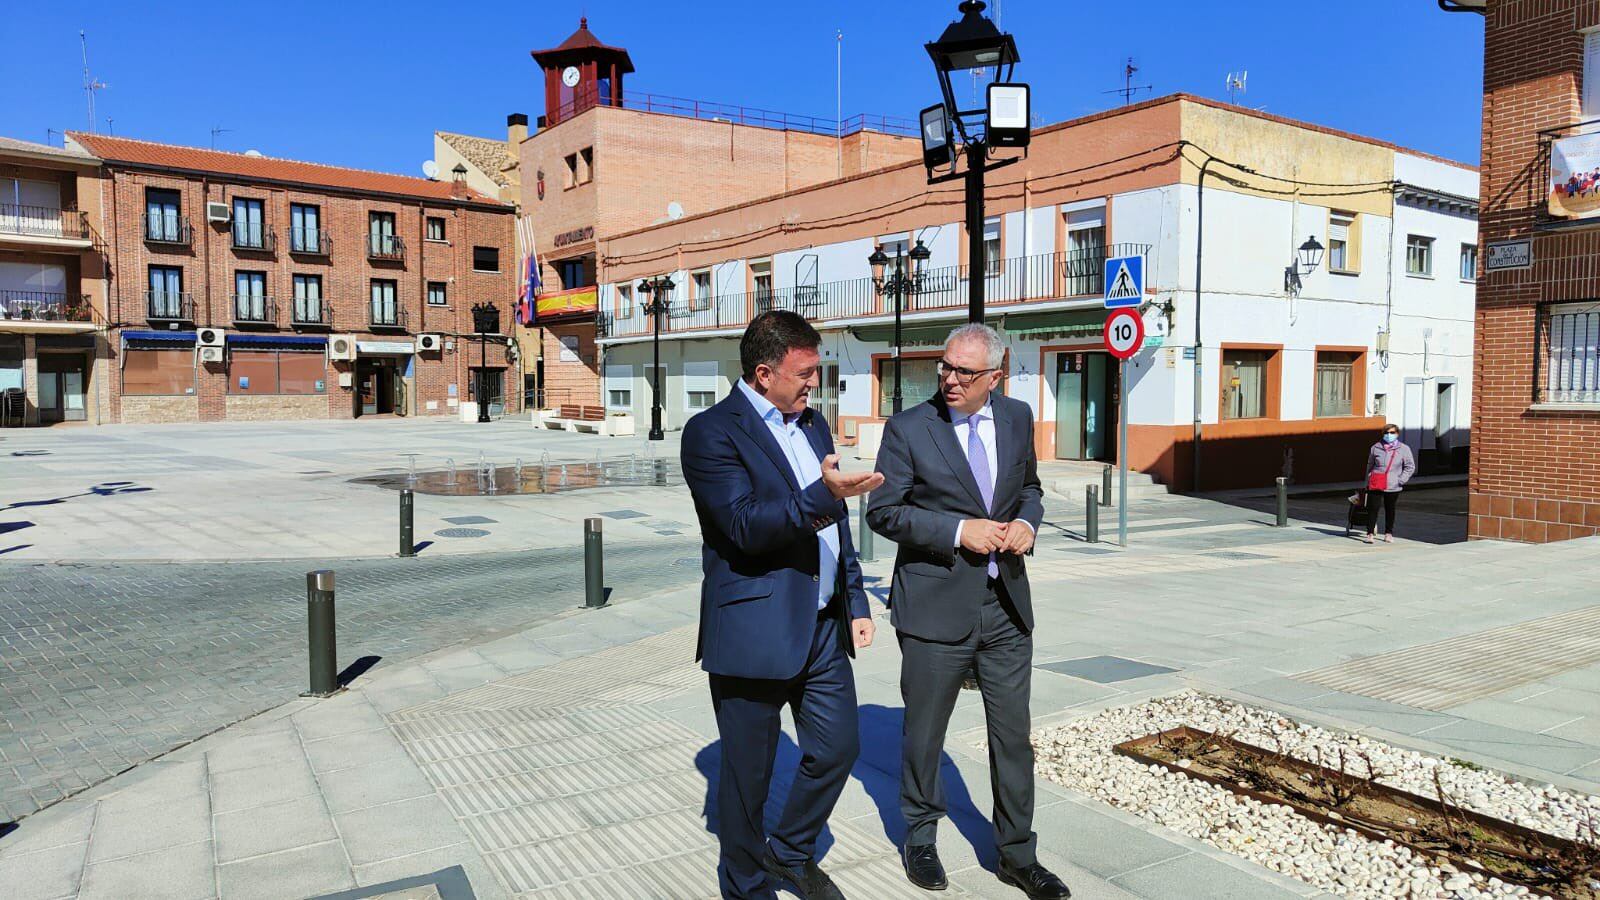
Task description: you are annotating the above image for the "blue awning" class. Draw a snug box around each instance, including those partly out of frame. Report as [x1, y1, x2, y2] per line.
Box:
[122, 330, 195, 344]
[227, 334, 328, 349]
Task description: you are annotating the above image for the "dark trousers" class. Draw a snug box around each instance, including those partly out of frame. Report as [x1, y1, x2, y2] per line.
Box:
[897, 581, 1037, 868]
[709, 607, 859, 900]
[1365, 489, 1399, 535]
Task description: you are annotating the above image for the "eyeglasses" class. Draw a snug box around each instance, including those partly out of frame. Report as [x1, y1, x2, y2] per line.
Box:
[937, 359, 998, 385]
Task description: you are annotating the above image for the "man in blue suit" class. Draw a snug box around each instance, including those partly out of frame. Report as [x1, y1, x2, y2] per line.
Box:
[681, 310, 884, 900]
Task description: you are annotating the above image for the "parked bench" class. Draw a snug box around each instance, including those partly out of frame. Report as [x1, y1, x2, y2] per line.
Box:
[541, 403, 606, 431]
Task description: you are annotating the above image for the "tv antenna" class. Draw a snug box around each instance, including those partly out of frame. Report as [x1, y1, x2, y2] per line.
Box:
[1225, 70, 1248, 105]
[210, 126, 233, 150]
[80, 31, 108, 133]
[1102, 58, 1152, 106]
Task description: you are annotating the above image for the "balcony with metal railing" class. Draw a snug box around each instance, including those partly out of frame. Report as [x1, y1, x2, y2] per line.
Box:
[368, 233, 405, 262]
[0, 204, 92, 246]
[145, 291, 195, 323]
[291, 298, 332, 328]
[231, 225, 277, 253]
[231, 294, 276, 326]
[143, 213, 193, 247]
[597, 244, 1149, 340]
[368, 302, 408, 330]
[289, 227, 330, 256]
[0, 291, 96, 325]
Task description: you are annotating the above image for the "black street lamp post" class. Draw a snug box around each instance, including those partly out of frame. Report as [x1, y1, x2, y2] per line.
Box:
[636, 274, 675, 441]
[869, 240, 932, 415]
[471, 302, 499, 424]
[924, 0, 1027, 325]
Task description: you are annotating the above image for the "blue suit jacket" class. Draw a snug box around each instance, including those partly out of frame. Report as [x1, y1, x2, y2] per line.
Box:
[680, 386, 869, 681]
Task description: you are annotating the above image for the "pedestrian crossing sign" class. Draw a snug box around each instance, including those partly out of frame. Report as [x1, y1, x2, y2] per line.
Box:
[1103, 255, 1144, 308]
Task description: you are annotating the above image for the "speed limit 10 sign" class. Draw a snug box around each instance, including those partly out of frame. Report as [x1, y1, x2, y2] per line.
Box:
[1104, 308, 1145, 360]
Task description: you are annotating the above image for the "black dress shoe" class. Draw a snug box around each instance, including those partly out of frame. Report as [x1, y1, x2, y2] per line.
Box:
[761, 849, 845, 900]
[902, 843, 948, 891]
[998, 860, 1071, 899]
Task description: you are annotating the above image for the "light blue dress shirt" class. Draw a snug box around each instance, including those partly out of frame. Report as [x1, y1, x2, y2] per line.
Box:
[737, 378, 839, 609]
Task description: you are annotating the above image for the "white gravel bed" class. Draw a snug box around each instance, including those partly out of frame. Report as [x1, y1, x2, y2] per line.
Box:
[1026, 691, 1600, 899]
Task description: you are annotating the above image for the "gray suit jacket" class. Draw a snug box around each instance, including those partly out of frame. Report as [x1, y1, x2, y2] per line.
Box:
[865, 392, 1044, 643]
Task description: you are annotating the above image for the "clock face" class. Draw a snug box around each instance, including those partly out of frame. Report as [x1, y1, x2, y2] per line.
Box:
[562, 66, 581, 88]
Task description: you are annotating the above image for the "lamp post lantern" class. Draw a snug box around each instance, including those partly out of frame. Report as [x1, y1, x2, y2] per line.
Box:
[471, 302, 499, 423]
[637, 274, 675, 441]
[924, 0, 1027, 325]
[870, 240, 931, 414]
[1283, 235, 1326, 297]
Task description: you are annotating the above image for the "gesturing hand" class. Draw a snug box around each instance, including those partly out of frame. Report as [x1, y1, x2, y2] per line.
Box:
[960, 519, 1009, 555]
[822, 453, 885, 501]
[1000, 520, 1036, 555]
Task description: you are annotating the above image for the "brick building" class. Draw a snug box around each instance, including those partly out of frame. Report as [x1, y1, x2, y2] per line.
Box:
[67, 133, 517, 424]
[515, 18, 921, 410]
[1442, 0, 1600, 542]
[0, 136, 109, 425]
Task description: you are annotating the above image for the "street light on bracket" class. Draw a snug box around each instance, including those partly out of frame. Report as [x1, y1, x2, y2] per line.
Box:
[1283, 235, 1326, 297]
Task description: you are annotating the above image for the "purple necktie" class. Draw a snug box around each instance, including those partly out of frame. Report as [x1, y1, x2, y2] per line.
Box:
[967, 413, 998, 578]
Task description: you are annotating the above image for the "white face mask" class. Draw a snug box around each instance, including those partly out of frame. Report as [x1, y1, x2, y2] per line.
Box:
[1382, 434, 1398, 444]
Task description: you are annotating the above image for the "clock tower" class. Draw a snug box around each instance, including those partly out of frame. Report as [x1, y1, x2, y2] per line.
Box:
[531, 18, 635, 128]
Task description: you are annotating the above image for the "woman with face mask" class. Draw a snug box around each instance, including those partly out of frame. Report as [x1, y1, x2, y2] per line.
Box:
[1362, 425, 1416, 544]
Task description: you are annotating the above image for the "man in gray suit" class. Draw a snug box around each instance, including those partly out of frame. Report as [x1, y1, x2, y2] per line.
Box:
[866, 324, 1069, 899]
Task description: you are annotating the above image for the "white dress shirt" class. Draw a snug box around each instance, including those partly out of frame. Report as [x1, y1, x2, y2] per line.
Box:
[951, 400, 1034, 549]
[737, 379, 838, 609]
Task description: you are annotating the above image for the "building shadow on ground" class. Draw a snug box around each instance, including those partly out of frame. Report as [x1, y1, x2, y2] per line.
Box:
[694, 703, 998, 873]
[1210, 484, 1467, 545]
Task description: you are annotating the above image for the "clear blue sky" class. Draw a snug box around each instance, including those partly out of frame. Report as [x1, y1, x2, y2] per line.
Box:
[4, 1, 1486, 176]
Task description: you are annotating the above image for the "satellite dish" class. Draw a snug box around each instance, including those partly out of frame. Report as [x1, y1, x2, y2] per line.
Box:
[422, 160, 440, 179]
[667, 201, 685, 220]
[244, 149, 263, 157]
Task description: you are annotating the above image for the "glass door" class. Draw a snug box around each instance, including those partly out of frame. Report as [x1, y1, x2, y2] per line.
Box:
[38, 354, 88, 423]
[1085, 354, 1109, 460]
[1055, 354, 1085, 459]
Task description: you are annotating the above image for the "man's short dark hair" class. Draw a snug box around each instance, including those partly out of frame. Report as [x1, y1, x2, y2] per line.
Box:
[741, 310, 821, 380]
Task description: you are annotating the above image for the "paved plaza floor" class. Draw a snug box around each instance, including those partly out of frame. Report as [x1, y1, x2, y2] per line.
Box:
[4, 418, 1593, 899]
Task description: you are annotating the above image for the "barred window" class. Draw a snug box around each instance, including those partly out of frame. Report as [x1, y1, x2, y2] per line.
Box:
[1542, 302, 1600, 405]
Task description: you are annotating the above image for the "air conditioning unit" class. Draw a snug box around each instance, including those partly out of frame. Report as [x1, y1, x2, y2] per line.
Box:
[198, 345, 224, 363]
[206, 201, 231, 223]
[417, 333, 442, 352]
[328, 334, 357, 361]
[196, 327, 225, 348]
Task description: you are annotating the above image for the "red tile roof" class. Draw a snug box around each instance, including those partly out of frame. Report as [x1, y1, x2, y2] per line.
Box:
[67, 132, 508, 207]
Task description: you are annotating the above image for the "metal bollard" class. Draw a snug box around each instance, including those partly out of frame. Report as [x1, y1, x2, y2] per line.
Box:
[1086, 485, 1100, 544]
[1102, 465, 1113, 507]
[857, 496, 875, 562]
[399, 488, 415, 557]
[584, 517, 606, 608]
[1275, 477, 1289, 527]
[304, 570, 338, 697]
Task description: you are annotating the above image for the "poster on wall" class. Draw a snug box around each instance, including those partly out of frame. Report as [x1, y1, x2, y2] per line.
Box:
[1549, 132, 1600, 218]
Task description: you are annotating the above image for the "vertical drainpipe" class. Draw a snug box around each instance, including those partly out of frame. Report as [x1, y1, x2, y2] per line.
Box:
[102, 162, 117, 425]
[1192, 155, 1214, 493]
